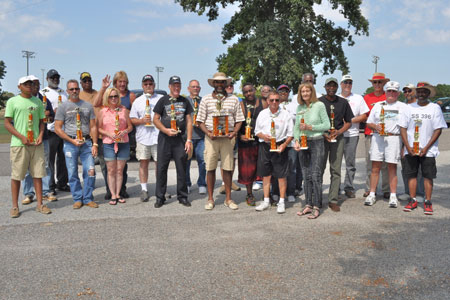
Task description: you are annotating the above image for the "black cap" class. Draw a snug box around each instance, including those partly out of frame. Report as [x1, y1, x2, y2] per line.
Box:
[47, 69, 60, 78]
[142, 74, 155, 82]
[169, 76, 181, 85]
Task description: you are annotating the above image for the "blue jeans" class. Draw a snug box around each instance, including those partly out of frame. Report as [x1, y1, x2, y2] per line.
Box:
[63, 140, 96, 203]
[22, 139, 51, 197]
[299, 138, 325, 208]
[186, 138, 206, 188]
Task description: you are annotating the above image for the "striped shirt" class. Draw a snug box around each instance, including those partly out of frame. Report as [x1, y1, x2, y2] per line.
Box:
[196, 93, 245, 131]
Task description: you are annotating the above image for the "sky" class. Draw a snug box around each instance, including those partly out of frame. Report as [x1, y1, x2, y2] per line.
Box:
[1, 0, 450, 97]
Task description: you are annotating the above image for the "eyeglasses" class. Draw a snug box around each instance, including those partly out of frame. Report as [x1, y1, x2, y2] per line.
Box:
[68, 88, 80, 91]
[109, 95, 119, 99]
[403, 89, 412, 93]
[268, 99, 280, 102]
[386, 90, 398, 93]
[343, 81, 353, 85]
[372, 81, 384, 84]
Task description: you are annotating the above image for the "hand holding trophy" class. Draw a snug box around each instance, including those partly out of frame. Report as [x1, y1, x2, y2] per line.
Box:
[212, 93, 229, 137]
[75, 107, 85, 145]
[244, 104, 254, 140]
[329, 104, 337, 143]
[269, 118, 280, 152]
[144, 93, 154, 127]
[413, 119, 422, 155]
[169, 97, 181, 135]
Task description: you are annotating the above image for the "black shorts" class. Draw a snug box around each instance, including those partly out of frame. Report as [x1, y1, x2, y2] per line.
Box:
[257, 142, 289, 179]
[403, 155, 437, 180]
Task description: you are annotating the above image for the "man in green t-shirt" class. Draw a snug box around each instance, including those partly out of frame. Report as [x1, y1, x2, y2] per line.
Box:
[4, 76, 52, 218]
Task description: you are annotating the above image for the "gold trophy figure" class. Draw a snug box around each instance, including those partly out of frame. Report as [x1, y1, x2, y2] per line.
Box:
[379, 103, 387, 136]
[299, 112, 308, 150]
[169, 97, 181, 134]
[42, 95, 48, 123]
[244, 104, 254, 140]
[269, 119, 280, 152]
[329, 105, 337, 143]
[114, 107, 122, 143]
[27, 107, 37, 144]
[58, 94, 62, 105]
[144, 94, 154, 127]
[193, 96, 199, 127]
[212, 93, 228, 137]
[75, 107, 85, 144]
[413, 119, 421, 155]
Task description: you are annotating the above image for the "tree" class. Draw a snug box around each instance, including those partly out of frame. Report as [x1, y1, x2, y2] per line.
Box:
[176, 0, 369, 93]
[0, 60, 8, 108]
[434, 84, 450, 100]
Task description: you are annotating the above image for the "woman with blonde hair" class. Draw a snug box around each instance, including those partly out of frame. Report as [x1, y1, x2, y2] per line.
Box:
[294, 83, 330, 219]
[98, 87, 133, 205]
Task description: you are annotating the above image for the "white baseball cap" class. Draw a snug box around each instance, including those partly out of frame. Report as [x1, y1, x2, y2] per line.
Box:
[18, 76, 32, 85]
[340, 74, 353, 83]
[385, 81, 400, 92]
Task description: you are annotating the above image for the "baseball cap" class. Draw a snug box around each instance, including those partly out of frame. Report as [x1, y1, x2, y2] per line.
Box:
[325, 77, 338, 85]
[276, 84, 290, 91]
[169, 76, 181, 85]
[27, 75, 39, 81]
[340, 75, 352, 83]
[47, 69, 60, 78]
[142, 74, 155, 82]
[80, 72, 91, 80]
[18, 76, 33, 85]
[385, 81, 400, 92]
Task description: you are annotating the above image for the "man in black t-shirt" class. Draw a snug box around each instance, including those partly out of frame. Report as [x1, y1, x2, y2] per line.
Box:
[319, 77, 354, 212]
[153, 76, 193, 208]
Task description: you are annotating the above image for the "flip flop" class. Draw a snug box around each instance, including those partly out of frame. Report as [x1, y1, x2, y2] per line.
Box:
[118, 198, 126, 204]
[109, 199, 118, 205]
[297, 205, 312, 216]
[308, 208, 320, 219]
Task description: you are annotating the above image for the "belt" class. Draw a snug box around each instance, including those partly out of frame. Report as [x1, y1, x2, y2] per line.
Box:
[68, 135, 91, 140]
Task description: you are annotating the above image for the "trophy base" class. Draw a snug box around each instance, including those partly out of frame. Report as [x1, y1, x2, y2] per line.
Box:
[145, 124, 154, 127]
[270, 149, 281, 152]
[330, 139, 337, 143]
[300, 147, 308, 150]
[212, 135, 229, 138]
[246, 137, 255, 141]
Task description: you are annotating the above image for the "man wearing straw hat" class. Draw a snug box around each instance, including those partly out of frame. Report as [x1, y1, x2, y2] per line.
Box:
[400, 82, 447, 215]
[363, 72, 390, 199]
[196, 72, 245, 210]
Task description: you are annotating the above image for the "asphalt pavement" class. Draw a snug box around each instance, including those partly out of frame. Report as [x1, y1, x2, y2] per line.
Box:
[1, 131, 449, 299]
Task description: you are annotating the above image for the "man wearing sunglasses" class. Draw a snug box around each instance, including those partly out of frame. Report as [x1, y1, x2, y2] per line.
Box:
[54, 79, 99, 209]
[363, 73, 390, 199]
[40, 69, 70, 195]
[339, 75, 369, 199]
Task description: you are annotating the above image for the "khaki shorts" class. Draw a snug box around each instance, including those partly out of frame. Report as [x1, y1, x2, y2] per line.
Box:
[136, 142, 158, 161]
[204, 136, 235, 171]
[10, 144, 46, 180]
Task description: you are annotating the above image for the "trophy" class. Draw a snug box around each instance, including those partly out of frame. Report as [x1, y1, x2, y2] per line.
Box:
[244, 104, 254, 140]
[58, 94, 62, 105]
[212, 93, 229, 137]
[27, 107, 37, 144]
[413, 119, 422, 155]
[269, 119, 280, 152]
[299, 112, 308, 150]
[42, 95, 48, 123]
[169, 97, 181, 134]
[75, 107, 85, 144]
[192, 96, 199, 127]
[379, 103, 387, 136]
[144, 94, 154, 127]
[114, 107, 122, 143]
[329, 105, 337, 143]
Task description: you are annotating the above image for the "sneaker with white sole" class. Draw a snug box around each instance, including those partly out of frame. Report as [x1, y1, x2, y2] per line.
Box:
[288, 195, 296, 203]
[22, 195, 33, 205]
[389, 194, 398, 208]
[252, 182, 262, 191]
[199, 186, 207, 194]
[255, 202, 270, 211]
[277, 202, 285, 214]
[364, 194, 376, 206]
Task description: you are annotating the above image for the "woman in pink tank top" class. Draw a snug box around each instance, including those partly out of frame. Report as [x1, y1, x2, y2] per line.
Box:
[98, 87, 133, 205]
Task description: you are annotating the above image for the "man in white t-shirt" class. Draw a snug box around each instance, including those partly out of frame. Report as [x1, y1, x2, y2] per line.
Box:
[364, 81, 408, 208]
[130, 75, 163, 202]
[339, 75, 369, 198]
[400, 82, 447, 215]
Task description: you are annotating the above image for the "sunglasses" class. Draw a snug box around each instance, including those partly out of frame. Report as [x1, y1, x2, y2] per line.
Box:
[343, 81, 353, 85]
[403, 89, 412, 93]
[68, 88, 80, 91]
[372, 80, 384, 84]
[269, 99, 280, 103]
[109, 95, 119, 99]
[214, 80, 226, 84]
[82, 79, 92, 83]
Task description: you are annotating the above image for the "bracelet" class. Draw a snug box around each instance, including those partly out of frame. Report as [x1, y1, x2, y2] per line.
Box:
[93, 143, 98, 147]
[187, 139, 192, 143]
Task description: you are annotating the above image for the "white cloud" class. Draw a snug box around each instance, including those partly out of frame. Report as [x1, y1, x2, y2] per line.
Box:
[424, 29, 450, 44]
[313, 2, 346, 23]
[443, 7, 450, 18]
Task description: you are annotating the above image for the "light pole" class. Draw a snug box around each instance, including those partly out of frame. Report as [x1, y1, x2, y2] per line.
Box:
[155, 66, 164, 89]
[372, 55, 380, 73]
[41, 68, 45, 84]
[22, 50, 35, 75]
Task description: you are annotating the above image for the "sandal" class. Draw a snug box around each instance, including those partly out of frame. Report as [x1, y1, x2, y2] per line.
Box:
[118, 198, 126, 204]
[308, 207, 320, 219]
[297, 205, 312, 216]
[109, 199, 118, 205]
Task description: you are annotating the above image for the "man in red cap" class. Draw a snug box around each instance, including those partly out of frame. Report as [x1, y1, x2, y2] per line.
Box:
[363, 73, 390, 199]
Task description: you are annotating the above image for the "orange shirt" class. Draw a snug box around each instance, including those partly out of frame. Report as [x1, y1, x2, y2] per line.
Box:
[100, 105, 129, 144]
[364, 92, 386, 135]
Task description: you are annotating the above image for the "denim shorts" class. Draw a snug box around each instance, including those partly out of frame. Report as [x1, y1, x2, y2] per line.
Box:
[103, 142, 130, 161]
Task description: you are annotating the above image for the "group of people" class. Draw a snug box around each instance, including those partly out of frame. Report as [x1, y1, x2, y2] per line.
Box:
[6, 69, 446, 219]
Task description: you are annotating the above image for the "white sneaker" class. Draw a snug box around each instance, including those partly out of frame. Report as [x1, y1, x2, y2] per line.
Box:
[199, 186, 207, 194]
[255, 202, 270, 211]
[364, 194, 376, 206]
[398, 194, 410, 201]
[187, 186, 191, 194]
[389, 194, 398, 208]
[277, 202, 285, 214]
[272, 195, 280, 202]
[252, 182, 262, 191]
[288, 195, 296, 203]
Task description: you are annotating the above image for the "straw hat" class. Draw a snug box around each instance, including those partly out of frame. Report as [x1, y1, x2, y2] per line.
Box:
[416, 82, 436, 98]
[208, 72, 232, 87]
[368, 72, 390, 83]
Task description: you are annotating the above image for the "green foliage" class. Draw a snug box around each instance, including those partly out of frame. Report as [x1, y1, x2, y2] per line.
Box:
[363, 86, 374, 96]
[175, 0, 369, 93]
[434, 84, 450, 99]
[0, 60, 9, 108]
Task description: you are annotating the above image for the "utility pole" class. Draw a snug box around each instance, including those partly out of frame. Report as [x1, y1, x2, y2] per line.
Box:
[155, 66, 164, 89]
[372, 55, 380, 73]
[41, 69, 45, 84]
[22, 50, 35, 75]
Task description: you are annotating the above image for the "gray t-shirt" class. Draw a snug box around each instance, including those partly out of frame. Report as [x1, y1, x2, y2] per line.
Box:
[55, 99, 95, 136]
